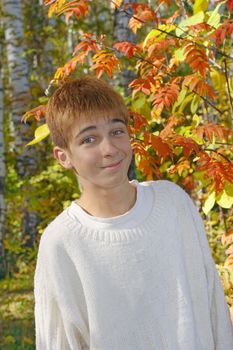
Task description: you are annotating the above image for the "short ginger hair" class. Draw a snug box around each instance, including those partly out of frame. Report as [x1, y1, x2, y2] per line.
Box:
[45, 76, 129, 149]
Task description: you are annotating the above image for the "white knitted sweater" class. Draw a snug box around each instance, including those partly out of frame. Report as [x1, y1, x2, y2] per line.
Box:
[34, 180, 233, 350]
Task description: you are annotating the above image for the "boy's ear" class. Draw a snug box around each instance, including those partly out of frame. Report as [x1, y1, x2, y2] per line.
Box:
[53, 146, 72, 169]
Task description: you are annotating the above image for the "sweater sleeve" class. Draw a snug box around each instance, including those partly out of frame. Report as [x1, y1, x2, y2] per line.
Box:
[34, 226, 89, 350]
[183, 190, 233, 349]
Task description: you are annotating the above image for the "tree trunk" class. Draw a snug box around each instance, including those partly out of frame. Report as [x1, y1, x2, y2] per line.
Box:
[2, 0, 39, 247]
[2, 0, 38, 176]
[0, 39, 7, 279]
[113, 0, 137, 96]
[113, 0, 137, 180]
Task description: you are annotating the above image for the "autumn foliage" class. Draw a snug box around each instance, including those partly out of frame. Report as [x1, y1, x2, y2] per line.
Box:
[23, 0, 233, 268]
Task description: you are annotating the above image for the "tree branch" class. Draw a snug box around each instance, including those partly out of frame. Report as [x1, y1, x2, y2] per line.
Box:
[112, 1, 233, 61]
[223, 59, 233, 123]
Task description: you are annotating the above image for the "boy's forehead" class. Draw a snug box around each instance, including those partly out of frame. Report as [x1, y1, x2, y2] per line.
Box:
[75, 115, 126, 131]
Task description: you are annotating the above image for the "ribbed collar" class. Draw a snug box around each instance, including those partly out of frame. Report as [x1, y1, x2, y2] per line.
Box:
[67, 180, 154, 230]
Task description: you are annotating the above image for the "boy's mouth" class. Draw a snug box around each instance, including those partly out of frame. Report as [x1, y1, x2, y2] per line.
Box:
[102, 160, 123, 169]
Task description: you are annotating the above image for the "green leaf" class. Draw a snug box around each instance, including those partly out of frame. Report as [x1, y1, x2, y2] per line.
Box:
[216, 183, 233, 209]
[190, 94, 201, 114]
[176, 12, 205, 37]
[174, 47, 186, 62]
[132, 93, 146, 110]
[192, 114, 202, 127]
[178, 93, 194, 113]
[193, 0, 208, 14]
[202, 191, 216, 215]
[26, 124, 50, 146]
[207, 1, 226, 29]
[173, 88, 187, 110]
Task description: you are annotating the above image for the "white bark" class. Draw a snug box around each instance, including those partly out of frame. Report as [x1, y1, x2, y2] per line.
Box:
[2, 0, 37, 176]
[2, 0, 39, 247]
[113, 0, 137, 95]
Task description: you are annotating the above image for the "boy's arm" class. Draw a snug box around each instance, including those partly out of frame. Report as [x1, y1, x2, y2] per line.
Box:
[34, 230, 89, 350]
[184, 191, 233, 349]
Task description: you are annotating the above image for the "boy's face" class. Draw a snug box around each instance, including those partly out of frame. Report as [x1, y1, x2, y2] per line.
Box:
[54, 115, 133, 192]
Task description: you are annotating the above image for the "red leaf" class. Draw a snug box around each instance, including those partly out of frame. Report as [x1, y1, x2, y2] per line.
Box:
[22, 105, 46, 122]
[195, 123, 232, 142]
[152, 82, 180, 111]
[212, 20, 233, 46]
[160, 115, 181, 139]
[197, 152, 233, 194]
[227, 0, 233, 10]
[151, 135, 173, 161]
[113, 42, 140, 58]
[129, 112, 148, 131]
[184, 43, 209, 77]
[222, 229, 233, 245]
[172, 135, 200, 157]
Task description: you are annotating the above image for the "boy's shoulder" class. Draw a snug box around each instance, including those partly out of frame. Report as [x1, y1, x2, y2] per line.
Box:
[39, 207, 72, 247]
[140, 179, 188, 198]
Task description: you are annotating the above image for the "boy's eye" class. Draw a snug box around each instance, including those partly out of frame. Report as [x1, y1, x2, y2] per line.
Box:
[112, 129, 125, 136]
[81, 136, 96, 144]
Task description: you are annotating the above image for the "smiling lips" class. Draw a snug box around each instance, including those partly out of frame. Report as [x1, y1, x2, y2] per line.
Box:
[102, 160, 123, 169]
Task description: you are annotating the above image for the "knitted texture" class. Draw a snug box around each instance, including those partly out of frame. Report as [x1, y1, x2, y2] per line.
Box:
[34, 180, 233, 350]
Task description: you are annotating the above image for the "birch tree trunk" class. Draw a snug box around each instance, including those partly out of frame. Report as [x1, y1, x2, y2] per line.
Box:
[2, 0, 39, 247]
[113, 0, 137, 180]
[0, 40, 6, 278]
[113, 0, 137, 96]
[1, 0, 38, 176]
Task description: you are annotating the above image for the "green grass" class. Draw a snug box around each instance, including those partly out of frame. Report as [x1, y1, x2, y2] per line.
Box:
[0, 270, 35, 350]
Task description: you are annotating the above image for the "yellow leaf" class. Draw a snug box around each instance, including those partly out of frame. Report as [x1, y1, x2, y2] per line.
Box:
[132, 93, 147, 111]
[207, 1, 226, 29]
[143, 24, 176, 48]
[216, 184, 233, 209]
[176, 12, 204, 37]
[174, 47, 186, 62]
[190, 94, 201, 114]
[26, 124, 50, 146]
[111, 0, 123, 8]
[178, 93, 194, 113]
[193, 0, 208, 14]
[172, 88, 187, 112]
[192, 114, 202, 127]
[210, 68, 226, 92]
[202, 191, 216, 215]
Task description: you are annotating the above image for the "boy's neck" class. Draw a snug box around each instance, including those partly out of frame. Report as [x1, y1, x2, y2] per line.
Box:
[76, 181, 136, 218]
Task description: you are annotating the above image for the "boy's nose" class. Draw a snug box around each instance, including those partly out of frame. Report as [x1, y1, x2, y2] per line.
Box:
[100, 137, 118, 157]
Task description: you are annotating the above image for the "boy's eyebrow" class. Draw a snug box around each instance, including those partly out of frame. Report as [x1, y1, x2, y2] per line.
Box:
[75, 118, 126, 138]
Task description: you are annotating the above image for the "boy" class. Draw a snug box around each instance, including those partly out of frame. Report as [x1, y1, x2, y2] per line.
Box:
[34, 76, 233, 350]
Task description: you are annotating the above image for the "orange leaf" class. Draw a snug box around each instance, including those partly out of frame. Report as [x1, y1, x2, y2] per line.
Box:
[169, 157, 190, 176]
[129, 112, 148, 132]
[91, 50, 120, 78]
[113, 41, 140, 59]
[212, 20, 233, 46]
[195, 123, 232, 142]
[128, 4, 157, 33]
[152, 83, 180, 111]
[184, 43, 209, 77]
[221, 229, 233, 245]
[160, 115, 181, 139]
[22, 105, 46, 122]
[225, 244, 233, 255]
[129, 78, 152, 97]
[197, 152, 233, 194]
[151, 135, 173, 161]
[172, 135, 200, 157]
